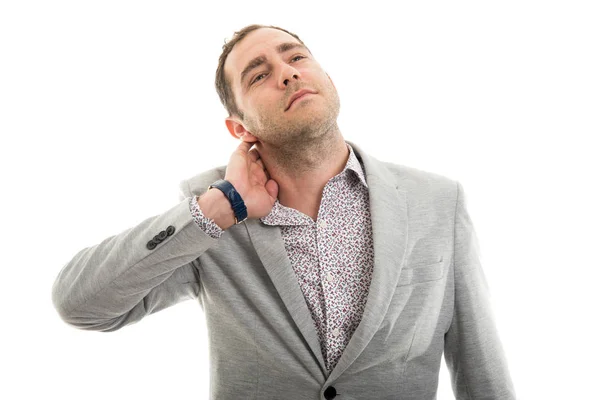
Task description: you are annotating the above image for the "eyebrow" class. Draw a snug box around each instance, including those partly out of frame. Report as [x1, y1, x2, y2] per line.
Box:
[240, 42, 308, 86]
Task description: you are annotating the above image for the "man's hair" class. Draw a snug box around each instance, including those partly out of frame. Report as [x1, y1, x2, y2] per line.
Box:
[215, 24, 311, 120]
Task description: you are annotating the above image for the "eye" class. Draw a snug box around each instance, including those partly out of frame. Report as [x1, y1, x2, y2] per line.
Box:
[251, 73, 267, 85]
[250, 55, 306, 85]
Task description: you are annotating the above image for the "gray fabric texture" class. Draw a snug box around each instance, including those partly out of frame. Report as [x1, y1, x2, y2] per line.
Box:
[52, 140, 516, 400]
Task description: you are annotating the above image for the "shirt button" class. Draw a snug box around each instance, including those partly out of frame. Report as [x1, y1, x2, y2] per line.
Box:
[319, 219, 328, 228]
[332, 328, 340, 337]
[327, 272, 334, 282]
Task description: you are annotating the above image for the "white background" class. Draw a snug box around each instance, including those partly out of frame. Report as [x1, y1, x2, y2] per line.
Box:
[1, 1, 599, 399]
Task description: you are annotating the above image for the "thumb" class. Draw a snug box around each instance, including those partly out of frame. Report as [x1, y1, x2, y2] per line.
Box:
[265, 179, 279, 202]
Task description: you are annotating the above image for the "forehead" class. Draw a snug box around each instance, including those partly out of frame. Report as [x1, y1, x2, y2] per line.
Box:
[225, 28, 304, 88]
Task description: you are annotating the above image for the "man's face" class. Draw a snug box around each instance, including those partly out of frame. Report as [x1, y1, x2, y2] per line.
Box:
[224, 28, 340, 147]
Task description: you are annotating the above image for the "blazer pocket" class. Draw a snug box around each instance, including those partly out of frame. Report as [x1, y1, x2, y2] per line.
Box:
[397, 260, 444, 286]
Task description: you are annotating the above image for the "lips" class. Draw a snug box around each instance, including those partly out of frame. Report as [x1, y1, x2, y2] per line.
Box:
[285, 89, 317, 111]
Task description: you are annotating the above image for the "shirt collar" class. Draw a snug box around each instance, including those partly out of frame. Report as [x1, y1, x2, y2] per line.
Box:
[259, 142, 368, 226]
[345, 142, 368, 188]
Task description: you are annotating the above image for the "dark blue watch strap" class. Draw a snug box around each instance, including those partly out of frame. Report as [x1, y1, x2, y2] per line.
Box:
[207, 179, 248, 224]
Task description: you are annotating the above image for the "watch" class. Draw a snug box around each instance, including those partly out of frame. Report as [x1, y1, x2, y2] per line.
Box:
[207, 179, 248, 224]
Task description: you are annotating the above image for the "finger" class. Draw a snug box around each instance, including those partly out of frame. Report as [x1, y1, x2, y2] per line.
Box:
[265, 179, 279, 201]
[261, 163, 271, 181]
[255, 158, 270, 177]
[248, 149, 260, 162]
[236, 140, 253, 155]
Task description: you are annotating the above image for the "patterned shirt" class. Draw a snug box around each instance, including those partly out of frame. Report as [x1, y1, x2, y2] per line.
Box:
[188, 143, 374, 374]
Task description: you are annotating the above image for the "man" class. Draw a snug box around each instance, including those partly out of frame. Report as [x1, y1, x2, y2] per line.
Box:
[52, 24, 516, 400]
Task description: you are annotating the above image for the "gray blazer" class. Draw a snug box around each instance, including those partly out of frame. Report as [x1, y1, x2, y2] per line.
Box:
[52, 140, 516, 400]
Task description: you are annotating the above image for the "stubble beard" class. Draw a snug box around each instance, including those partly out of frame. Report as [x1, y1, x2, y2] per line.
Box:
[249, 89, 342, 175]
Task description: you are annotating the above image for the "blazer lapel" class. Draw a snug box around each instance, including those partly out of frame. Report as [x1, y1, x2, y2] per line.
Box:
[327, 141, 408, 381]
[244, 217, 329, 373]
[245, 140, 409, 380]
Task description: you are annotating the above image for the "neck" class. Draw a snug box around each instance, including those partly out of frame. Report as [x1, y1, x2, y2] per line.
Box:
[255, 123, 349, 220]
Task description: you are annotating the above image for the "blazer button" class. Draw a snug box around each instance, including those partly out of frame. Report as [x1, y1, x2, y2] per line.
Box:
[158, 230, 168, 240]
[146, 240, 157, 250]
[166, 225, 175, 236]
[324, 386, 337, 399]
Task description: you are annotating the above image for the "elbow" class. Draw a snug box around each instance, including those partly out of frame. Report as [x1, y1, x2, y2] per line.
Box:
[51, 278, 75, 326]
[51, 283, 125, 332]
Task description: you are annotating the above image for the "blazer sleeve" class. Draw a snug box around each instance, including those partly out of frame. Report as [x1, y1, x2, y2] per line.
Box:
[51, 180, 218, 332]
[443, 181, 517, 399]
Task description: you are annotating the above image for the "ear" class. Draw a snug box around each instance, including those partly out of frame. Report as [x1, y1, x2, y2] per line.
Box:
[225, 117, 259, 143]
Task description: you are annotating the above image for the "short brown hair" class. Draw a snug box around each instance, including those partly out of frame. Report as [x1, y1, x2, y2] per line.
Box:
[215, 24, 311, 120]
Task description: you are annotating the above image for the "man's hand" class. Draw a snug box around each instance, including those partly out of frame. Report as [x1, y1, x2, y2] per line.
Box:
[224, 140, 279, 220]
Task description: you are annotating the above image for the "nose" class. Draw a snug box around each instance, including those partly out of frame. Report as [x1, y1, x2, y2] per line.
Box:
[283, 74, 299, 86]
[279, 64, 300, 88]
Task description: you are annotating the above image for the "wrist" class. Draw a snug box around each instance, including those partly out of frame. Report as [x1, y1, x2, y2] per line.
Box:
[197, 189, 235, 230]
[207, 179, 248, 225]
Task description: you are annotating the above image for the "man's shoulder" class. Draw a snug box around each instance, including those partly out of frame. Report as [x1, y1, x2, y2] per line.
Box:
[359, 151, 457, 217]
[382, 160, 456, 189]
[376, 159, 459, 214]
[349, 140, 457, 195]
[178, 165, 227, 200]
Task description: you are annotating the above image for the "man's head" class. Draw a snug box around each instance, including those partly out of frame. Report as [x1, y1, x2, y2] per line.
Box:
[215, 24, 340, 148]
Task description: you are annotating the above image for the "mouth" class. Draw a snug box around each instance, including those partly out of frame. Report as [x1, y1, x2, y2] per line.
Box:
[285, 89, 317, 111]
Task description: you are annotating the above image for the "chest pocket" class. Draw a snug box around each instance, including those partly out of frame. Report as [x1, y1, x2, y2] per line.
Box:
[397, 260, 445, 286]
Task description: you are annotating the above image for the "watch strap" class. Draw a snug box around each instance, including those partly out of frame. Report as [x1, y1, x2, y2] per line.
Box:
[207, 179, 248, 224]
